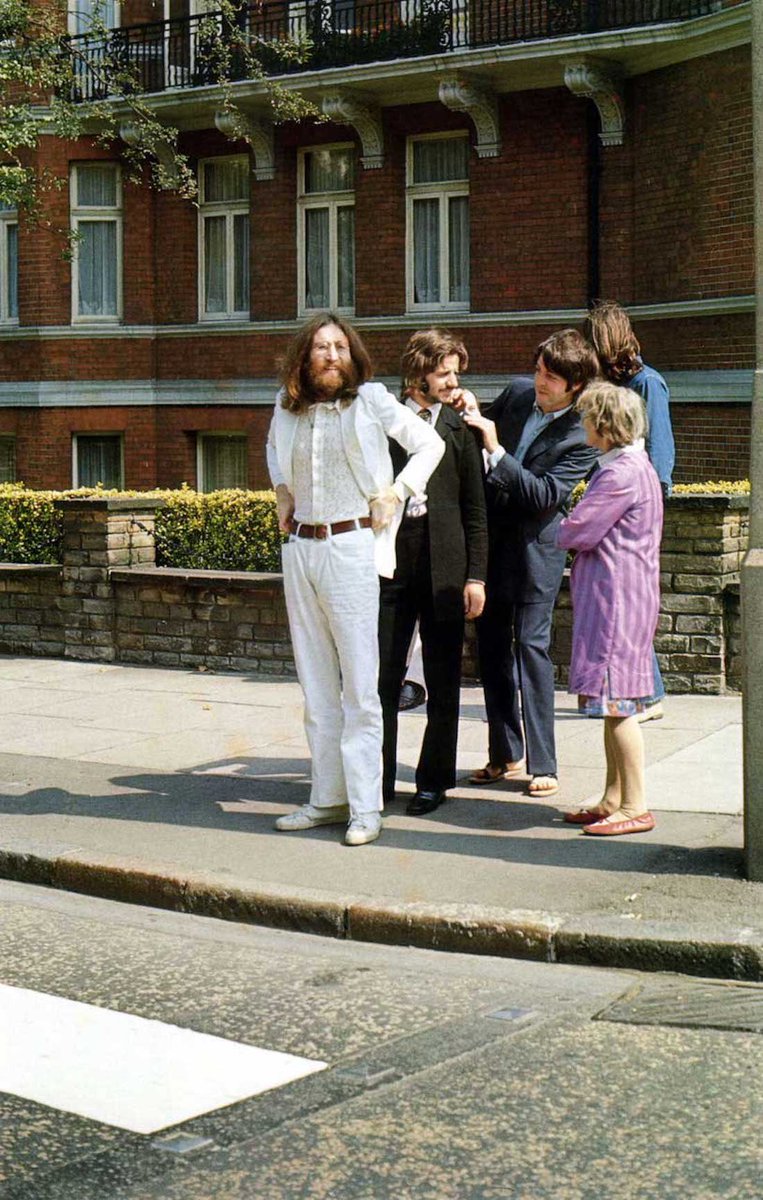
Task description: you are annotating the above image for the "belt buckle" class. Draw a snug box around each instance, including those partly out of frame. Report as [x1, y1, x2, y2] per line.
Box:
[315, 524, 328, 540]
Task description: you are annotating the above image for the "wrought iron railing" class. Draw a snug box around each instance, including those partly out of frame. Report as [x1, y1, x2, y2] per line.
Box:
[66, 0, 724, 102]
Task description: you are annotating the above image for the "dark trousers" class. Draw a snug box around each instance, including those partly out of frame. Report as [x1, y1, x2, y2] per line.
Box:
[378, 517, 465, 802]
[476, 591, 557, 777]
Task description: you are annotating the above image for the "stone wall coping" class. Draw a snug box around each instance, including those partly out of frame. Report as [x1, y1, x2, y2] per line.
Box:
[53, 497, 167, 513]
[110, 566, 282, 589]
[0, 563, 62, 576]
[668, 494, 749, 510]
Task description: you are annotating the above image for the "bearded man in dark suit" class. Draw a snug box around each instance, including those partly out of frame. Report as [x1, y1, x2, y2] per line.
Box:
[378, 329, 488, 816]
[461, 330, 600, 800]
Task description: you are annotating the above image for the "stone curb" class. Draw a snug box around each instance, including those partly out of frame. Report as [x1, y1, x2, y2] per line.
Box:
[1, 847, 762, 982]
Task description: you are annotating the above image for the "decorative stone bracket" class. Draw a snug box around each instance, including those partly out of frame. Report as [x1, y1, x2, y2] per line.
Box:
[564, 61, 625, 147]
[321, 91, 384, 169]
[214, 109, 275, 181]
[438, 77, 500, 158]
[119, 120, 180, 189]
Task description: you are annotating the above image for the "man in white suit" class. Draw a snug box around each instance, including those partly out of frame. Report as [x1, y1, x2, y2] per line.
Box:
[266, 313, 444, 845]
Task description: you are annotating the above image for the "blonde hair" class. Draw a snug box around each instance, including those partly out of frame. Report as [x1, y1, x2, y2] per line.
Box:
[577, 381, 646, 447]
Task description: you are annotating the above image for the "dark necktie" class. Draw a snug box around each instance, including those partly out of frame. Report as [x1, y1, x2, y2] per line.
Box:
[419, 409, 432, 422]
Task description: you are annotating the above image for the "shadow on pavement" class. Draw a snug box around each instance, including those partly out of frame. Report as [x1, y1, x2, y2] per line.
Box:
[0, 756, 744, 880]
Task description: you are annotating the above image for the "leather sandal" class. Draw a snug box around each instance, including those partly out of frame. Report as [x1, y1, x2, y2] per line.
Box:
[469, 760, 525, 784]
[527, 774, 559, 797]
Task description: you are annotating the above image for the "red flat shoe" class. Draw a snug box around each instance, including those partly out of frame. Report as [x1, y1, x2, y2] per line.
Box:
[563, 809, 609, 825]
[583, 812, 656, 836]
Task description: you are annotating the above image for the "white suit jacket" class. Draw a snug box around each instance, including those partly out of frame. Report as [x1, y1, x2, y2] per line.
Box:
[266, 381, 444, 577]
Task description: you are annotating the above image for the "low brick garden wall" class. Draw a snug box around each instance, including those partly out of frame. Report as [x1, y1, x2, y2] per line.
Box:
[0, 495, 748, 693]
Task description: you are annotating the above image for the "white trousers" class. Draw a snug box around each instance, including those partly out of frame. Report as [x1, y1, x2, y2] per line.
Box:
[281, 528, 383, 817]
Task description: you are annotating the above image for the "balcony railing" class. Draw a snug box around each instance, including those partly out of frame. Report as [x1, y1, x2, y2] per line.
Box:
[66, 0, 724, 102]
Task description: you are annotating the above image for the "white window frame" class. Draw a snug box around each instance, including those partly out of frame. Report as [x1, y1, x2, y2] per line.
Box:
[0, 205, 18, 325]
[72, 432, 125, 488]
[70, 162, 123, 324]
[297, 143, 355, 316]
[196, 432, 248, 493]
[198, 155, 251, 323]
[406, 131, 470, 314]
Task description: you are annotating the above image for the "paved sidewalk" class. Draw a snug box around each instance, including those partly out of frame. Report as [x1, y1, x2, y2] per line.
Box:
[0, 655, 760, 980]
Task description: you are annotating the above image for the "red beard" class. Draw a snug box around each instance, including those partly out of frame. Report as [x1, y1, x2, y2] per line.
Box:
[308, 360, 356, 399]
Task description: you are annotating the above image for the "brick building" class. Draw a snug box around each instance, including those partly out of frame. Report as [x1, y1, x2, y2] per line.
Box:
[0, 0, 754, 492]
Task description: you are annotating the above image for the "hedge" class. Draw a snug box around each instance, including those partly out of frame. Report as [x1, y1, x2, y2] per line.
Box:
[154, 488, 283, 573]
[0, 484, 284, 572]
[0, 480, 751, 570]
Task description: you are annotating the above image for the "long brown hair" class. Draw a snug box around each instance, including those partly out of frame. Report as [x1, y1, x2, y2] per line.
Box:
[584, 301, 641, 385]
[278, 313, 373, 412]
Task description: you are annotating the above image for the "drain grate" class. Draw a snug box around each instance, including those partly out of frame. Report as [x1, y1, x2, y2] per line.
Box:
[595, 979, 763, 1034]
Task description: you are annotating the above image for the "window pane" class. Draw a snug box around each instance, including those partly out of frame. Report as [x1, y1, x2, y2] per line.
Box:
[73, 0, 117, 33]
[336, 206, 355, 310]
[77, 436, 122, 488]
[78, 221, 117, 316]
[203, 215, 227, 314]
[304, 148, 354, 194]
[305, 207, 329, 308]
[448, 195, 469, 303]
[413, 198, 439, 304]
[413, 138, 469, 184]
[0, 438, 15, 484]
[233, 213, 249, 314]
[202, 436, 247, 491]
[77, 164, 118, 207]
[7, 224, 18, 319]
[203, 159, 248, 203]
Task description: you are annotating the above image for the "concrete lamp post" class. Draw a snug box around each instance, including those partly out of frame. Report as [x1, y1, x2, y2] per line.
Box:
[742, 0, 763, 881]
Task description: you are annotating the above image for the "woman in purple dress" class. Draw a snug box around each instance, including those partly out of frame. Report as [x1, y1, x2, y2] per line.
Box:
[557, 382, 663, 836]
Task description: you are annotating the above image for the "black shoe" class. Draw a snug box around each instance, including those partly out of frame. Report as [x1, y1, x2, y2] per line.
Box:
[399, 680, 426, 711]
[406, 789, 447, 816]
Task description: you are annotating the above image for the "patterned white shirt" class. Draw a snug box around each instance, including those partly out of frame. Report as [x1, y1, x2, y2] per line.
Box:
[291, 400, 369, 523]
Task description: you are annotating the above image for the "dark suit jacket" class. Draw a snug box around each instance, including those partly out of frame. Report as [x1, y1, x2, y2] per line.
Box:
[389, 403, 488, 621]
[483, 379, 597, 604]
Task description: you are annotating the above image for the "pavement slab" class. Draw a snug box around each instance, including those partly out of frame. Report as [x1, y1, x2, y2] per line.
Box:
[0, 654, 760, 980]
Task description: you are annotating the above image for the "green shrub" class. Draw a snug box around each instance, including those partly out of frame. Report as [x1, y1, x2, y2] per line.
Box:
[0, 484, 284, 572]
[154, 488, 283, 573]
[0, 483, 65, 563]
[569, 478, 750, 508]
[672, 479, 750, 495]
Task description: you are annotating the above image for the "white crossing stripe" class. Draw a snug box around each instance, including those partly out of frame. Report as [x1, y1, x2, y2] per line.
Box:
[0, 984, 327, 1134]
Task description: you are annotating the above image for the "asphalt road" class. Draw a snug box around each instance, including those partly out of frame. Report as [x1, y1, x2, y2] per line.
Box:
[0, 880, 760, 1200]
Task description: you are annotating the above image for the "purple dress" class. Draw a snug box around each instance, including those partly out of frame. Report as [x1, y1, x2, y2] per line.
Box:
[557, 447, 663, 712]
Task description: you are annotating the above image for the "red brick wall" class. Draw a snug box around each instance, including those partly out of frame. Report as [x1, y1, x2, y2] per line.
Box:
[471, 89, 589, 312]
[673, 405, 750, 484]
[600, 46, 753, 304]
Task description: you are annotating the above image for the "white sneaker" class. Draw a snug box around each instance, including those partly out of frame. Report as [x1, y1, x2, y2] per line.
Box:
[344, 814, 382, 846]
[274, 804, 349, 831]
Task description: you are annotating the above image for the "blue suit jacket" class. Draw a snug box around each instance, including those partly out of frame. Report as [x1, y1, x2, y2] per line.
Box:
[483, 380, 598, 603]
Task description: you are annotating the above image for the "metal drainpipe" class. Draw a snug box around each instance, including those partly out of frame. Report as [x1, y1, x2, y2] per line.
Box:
[586, 102, 601, 306]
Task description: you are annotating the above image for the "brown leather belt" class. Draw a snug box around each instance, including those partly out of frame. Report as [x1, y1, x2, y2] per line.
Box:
[289, 516, 373, 540]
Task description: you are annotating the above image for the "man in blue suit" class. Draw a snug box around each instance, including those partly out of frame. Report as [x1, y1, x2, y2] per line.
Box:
[462, 330, 599, 799]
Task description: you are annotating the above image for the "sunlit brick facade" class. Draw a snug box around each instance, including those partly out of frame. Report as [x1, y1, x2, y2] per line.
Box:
[0, 0, 753, 490]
